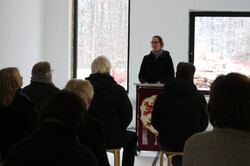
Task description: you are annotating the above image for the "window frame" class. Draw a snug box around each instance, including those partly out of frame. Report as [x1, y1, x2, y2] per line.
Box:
[189, 11, 250, 95]
[72, 0, 131, 92]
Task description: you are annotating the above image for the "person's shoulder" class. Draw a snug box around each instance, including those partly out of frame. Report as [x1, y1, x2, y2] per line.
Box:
[163, 50, 170, 54]
[186, 130, 212, 146]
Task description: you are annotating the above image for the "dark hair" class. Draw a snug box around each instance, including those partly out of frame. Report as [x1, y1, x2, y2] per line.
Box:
[208, 73, 250, 131]
[153, 35, 164, 48]
[32, 61, 51, 76]
[39, 90, 86, 134]
[176, 62, 196, 81]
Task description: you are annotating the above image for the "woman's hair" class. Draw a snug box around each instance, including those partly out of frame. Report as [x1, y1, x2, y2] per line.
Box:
[0, 67, 23, 107]
[32, 61, 51, 76]
[176, 62, 196, 81]
[64, 79, 94, 109]
[39, 90, 87, 134]
[91, 56, 111, 74]
[208, 72, 250, 131]
[153, 35, 164, 48]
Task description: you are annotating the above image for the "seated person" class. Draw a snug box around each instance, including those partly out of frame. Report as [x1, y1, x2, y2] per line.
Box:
[3, 91, 98, 166]
[151, 62, 208, 166]
[64, 79, 110, 166]
[86, 56, 137, 166]
[183, 73, 250, 166]
[23, 61, 59, 111]
[0, 67, 38, 161]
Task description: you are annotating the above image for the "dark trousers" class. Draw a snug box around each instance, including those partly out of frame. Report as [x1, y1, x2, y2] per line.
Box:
[108, 130, 137, 166]
[161, 145, 183, 166]
[121, 130, 137, 166]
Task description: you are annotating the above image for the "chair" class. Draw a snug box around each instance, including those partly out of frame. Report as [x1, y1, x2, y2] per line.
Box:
[160, 150, 183, 166]
[106, 148, 121, 166]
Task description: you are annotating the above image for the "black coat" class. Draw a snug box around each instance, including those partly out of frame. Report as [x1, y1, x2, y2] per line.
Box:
[0, 91, 38, 159]
[79, 113, 110, 166]
[86, 73, 133, 148]
[151, 78, 208, 150]
[23, 82, 59, 111]
[4, 122, 98, 166]
[138, 50, 175, 83]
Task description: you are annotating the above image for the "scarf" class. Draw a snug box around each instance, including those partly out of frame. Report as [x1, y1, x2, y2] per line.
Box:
[152, 49, 164, 60]
[31, 75, 54, 86]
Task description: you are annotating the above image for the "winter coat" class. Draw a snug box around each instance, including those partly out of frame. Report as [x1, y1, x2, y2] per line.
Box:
[79, 113, 110, 166]
[3, 121, 98, 166]
[86, 73, 133, 148]
[138, 50, 174, 83]
[151, 78, 208, 150]
[23, 82, 59, 111]
[0, 91, 38, 159]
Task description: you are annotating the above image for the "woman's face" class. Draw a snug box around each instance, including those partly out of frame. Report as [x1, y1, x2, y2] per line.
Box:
[151, 37, 161, 51]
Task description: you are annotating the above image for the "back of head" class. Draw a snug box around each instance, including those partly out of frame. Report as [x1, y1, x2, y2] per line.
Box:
[91, 56, 111, 74]
[176, 62, 195, 82]
[208, 73, 250, 131]
[0, 67, 23, 107]
[39, 90, 87, 134]
[64, 79, 94, 109]
[32, 61, 51, 76]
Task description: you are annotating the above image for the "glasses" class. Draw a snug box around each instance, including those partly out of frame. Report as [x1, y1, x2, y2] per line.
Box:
[50, 69, 54, 73]
[150, 41, 159, 44]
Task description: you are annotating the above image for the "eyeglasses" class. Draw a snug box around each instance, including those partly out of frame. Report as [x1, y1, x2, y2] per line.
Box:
[150, 41, 159, 44]
[50, 69, 54, 73]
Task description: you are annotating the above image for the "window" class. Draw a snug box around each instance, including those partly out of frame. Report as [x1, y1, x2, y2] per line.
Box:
[73, 0, 130, 89]
[189, 11, 250, 93]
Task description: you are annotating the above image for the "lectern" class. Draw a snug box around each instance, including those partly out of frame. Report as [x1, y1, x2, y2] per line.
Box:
[134, 83, 164, 151]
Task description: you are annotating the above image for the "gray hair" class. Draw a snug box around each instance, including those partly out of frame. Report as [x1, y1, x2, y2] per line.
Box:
[91, 56, 111, 74]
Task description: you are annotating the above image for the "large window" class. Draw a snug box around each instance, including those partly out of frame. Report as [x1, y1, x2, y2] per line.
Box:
[73, 0, 130, 89]
[189, 11, 250, 92]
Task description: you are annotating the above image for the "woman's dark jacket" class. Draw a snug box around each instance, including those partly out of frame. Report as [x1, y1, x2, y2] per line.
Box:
[86, 73, 133, 148]
[79, 113, 110, 166]
[151, 78, 208, 150]
[3, 121, 98, 166]
[138, 50, 174, 83]
[0, 91, 38, 159]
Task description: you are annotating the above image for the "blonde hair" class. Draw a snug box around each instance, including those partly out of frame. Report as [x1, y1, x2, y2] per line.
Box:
[0, 67, 23, 107]
[64, 79, 94, 109]
[91, 56, 111, 74]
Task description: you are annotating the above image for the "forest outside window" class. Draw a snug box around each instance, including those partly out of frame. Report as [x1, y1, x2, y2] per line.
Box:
[74, 0, 130, 89]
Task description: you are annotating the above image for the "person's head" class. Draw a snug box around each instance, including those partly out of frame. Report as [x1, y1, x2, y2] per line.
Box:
[32, 61, 53, 80]
[208, 73, 250, 131]
[151, 35, 164, 51]
[91, 56, 111, 74]
[0, 67, 23, 107]
[64, 79, 94, 109]
[176, 62, 196, 82]
[39, 90, 86, 134]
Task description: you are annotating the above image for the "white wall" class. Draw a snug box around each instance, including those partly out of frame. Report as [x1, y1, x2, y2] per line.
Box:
[43, 0, 72, 89]
[0, 0, 42, 86]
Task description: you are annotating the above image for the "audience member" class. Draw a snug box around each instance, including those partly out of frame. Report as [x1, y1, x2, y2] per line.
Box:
[64, 79, 110, 166]
[86, 56, 137, 166]
[3, 91, 98, 166]
[23, 61, 59, 111]
[183, 73, 250, 166]
[0, 67, 38, 161]
[152, 62, 208, 166]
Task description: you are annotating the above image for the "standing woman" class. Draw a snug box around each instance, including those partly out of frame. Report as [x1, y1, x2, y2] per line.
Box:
[0, 67, 38, 161]
[138, 35, 175, 84]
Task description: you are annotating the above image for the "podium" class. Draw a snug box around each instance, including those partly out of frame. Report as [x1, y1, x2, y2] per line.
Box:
[134, 83, 164, 151]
